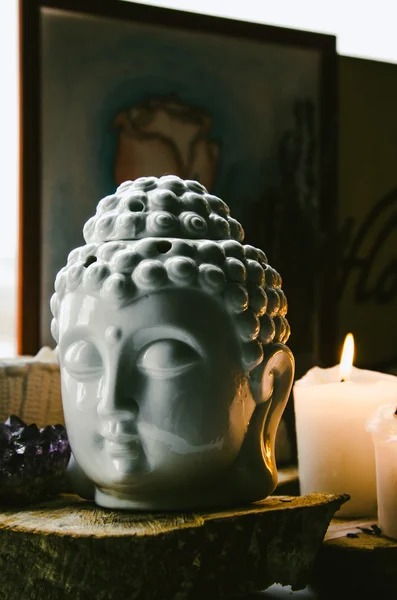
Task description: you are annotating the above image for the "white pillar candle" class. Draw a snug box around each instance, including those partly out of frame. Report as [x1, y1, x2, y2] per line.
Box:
[367, 404, 397, 539]
[294, 334, 397, 517]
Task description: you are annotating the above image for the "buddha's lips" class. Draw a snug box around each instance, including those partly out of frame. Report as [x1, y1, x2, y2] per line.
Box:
[99, 420, 138, 441]
[103, 438, 141, 457]
[101, 431, 139, 443]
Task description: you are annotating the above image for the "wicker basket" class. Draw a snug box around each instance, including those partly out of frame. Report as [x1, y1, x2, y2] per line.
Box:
[0, 348, 64, 427]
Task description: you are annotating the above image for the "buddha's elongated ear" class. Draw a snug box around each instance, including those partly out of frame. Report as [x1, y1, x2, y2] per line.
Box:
[249, 343, 294, 406]
[231, 344, 294, 502]
[259, 344, 294, 470]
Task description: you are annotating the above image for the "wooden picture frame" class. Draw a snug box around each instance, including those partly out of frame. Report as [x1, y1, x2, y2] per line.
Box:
[18, 0, 338, 378]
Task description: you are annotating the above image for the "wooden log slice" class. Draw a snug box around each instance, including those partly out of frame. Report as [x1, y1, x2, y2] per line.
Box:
[0, 492, 348, 600]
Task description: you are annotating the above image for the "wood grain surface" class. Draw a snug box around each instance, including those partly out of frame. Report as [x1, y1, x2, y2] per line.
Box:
[0, 492, 348, 600]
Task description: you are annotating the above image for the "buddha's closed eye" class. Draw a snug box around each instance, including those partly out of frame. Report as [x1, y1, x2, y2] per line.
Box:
[137, 339, 200, 378]
[64, 340, 103, 381]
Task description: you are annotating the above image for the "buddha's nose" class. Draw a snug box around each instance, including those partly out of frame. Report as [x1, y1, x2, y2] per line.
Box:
[98, 396, 139, 416]
[97, 397, 139, 438]
[98, 398, 139, 442]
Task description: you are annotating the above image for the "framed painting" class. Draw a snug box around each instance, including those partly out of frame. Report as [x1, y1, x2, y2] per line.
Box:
[18, 0, 338, 386]
[338, 56, 397, 372]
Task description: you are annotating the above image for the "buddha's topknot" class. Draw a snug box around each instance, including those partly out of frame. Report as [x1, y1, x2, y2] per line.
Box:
[51, 176, 290, 373]
[83, 176, 244, 243]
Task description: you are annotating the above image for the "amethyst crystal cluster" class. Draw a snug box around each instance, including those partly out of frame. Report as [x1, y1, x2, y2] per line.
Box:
[0, 415, 71, 505]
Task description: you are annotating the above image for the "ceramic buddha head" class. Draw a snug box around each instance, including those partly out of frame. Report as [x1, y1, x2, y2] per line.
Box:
[51, 175, 294, 510]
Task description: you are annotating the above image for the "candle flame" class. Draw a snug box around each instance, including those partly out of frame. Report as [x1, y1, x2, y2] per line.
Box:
[340, 333, 354, 381]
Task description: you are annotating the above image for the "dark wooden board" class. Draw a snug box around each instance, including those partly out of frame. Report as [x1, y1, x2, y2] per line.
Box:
[0, 492, 347, 600]
[312, 518, 397, 598]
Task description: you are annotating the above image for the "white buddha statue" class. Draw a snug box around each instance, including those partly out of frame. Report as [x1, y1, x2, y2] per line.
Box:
[51, 175, 294, 510]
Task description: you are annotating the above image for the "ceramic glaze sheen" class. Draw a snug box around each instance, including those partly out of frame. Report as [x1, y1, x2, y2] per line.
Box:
[51, 176, 294, 510]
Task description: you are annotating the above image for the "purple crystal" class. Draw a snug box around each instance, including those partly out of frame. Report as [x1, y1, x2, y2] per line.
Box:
[5, 415, 25, 435]
[0, 447, 17, 468]
[0, 416, 71, 506]
[15, 424, 40, 454]
[40, 424, 67, 453]
[0, 424, 11, 448]
[20, 423, 40, 443]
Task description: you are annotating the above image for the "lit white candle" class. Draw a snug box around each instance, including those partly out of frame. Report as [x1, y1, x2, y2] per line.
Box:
[367, 404, 397, 539]
[294, 334, 397, 517]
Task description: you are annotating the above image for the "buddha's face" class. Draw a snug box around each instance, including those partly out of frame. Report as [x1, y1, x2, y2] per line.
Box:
[58, 288, 256, 507]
